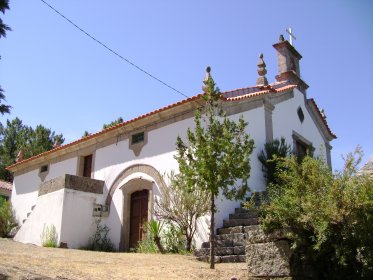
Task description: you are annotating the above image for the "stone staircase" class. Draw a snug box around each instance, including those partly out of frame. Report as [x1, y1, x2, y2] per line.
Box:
[195, 192, 265, 263]
[195, 207, 259, 263]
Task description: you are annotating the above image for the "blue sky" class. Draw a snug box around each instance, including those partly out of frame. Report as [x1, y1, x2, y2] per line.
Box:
[0, 0, 372, 171]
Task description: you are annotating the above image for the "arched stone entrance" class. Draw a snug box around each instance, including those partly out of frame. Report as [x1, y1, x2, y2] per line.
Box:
[105, 164, 166, 251]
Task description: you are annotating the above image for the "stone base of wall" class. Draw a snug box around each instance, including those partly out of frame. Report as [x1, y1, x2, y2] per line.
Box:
[246, 226, 293, 279]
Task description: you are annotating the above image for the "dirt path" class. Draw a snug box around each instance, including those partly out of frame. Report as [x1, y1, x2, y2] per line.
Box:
[0, 238, 247, 279]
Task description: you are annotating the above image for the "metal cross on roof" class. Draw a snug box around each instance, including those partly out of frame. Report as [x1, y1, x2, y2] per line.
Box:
[286, 27, 296, 46]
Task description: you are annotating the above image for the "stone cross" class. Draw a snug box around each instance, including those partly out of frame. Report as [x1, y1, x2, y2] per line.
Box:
[286, 27, 296, 46]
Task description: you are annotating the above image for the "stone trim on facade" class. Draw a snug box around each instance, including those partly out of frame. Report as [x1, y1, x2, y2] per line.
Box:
[105, 164, 166, 206]
[38, 174, 104, 196]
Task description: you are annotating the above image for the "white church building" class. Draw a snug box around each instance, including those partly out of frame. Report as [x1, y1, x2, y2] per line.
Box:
[7, 36, 336, 251]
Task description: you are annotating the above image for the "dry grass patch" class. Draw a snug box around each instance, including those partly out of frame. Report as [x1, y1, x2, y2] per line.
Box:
[0, 238, 247, 279]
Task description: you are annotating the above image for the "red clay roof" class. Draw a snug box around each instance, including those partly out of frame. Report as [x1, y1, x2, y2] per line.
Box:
[6, 83, 336, 170]
[0, 179, 12, 191]
[308, 98, 337, 139]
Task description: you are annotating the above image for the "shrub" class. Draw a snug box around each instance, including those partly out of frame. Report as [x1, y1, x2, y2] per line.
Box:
[145, 220, 165, 254]
[163, 222, 187, 254]
[258, 137, 291, 186]
[261, 148, 373, 279]
[85, 218, 115, 252]
[136, 236, 158, 253]
[40, 224, 57, 247]
[0, 197, 17, 237]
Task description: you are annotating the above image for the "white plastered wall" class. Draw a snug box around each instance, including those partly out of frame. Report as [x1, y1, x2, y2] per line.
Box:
[59, 189, 100, 249]
[272, 89, 327, 159]
[14, 189, 65, 246]
[11, 156, 79, 225]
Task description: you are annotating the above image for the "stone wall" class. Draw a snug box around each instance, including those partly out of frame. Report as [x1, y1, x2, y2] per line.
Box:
[38, 174, 104, 196]
[245, 225, 293, 279]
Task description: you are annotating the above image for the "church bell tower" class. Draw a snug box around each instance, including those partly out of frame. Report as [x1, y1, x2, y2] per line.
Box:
[273, 34, 309, 94]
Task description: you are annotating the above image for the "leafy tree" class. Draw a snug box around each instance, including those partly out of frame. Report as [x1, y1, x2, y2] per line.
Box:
[0, 0, 11, 38]
[0, 196, 17, 237]
[175, 67, 255, 268]
[0, 118, 64, 181]
[0, 87, 11, 116]
[258, 137, 291, 185]
[0, 1, 11, 116]
[103, 117, 123, 129]
[261, 147, 373, 279]
[155, 172, 209, 252]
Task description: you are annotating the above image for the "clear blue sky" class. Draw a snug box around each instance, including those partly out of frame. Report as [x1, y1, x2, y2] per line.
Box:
[0, 0, 372, 171]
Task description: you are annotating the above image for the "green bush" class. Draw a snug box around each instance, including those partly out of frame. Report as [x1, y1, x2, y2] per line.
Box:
[40, 224, 58, 247]
[136, 236, 158, 253]
[85, 218, 115, 252]
[261, 148, 373, 279]
[0, 197, 17, 237]
[258, 137, 291, 186]
[163, 222, 187, 254]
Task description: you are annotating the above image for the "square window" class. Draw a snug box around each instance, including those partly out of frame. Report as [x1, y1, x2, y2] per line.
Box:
[131, 132, 144, 144]
[40, 165, 48, 173]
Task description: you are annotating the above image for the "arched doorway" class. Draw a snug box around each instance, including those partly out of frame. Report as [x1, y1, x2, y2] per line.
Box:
[105, 164, 167, 251]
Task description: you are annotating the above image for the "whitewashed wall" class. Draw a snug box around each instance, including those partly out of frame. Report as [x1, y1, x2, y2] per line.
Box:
[11, 156, 78, 224]
[11, 169, 40, 223]
[272, 89, 327, 159]
[59, 189, 100, 249]
[14, 189, 65, 246]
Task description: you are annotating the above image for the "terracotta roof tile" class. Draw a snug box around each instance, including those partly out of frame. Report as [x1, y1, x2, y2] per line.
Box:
[308, 98, 337, 139]
[0, 179, 12, 191]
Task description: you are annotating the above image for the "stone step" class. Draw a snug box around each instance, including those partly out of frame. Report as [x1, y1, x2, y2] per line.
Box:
[196, 255, 221, 263]
[27, 212, 31, 218]
[234, 207, 255, 214]
[196, 246, 245, 257]
[31, 205, 36, 210]
[22, 219, 26, 224]
[229, 211, 258, 220]
[196, 254, 246, 263]
[220, 255, 246, 263]
[217, 226, 243, 235]
[223, 217, 258, 227]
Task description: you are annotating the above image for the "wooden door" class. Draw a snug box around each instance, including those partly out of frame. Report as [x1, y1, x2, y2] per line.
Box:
[129, 190, 149, 249]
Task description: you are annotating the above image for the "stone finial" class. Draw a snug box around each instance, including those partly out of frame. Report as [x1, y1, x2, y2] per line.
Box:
[16, 149, 23, 162]
[279, 34, 285, 42]
[321, 109, 327, 119]
[256, 53, 268, 86]
[204, 66, 212, 82]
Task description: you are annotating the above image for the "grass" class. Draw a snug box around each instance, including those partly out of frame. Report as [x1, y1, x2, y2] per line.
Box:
[0, 238, 247, 279]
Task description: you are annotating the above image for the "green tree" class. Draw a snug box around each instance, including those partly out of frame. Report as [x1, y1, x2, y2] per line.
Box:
[261, 148, 373, 279]
[0, 1, 11, 116]
[0, 0, 11, 38]
[0, 118, 64, 181]
[102, 117, 123, 129]
[258, 137, 291, 186]
[155, 172, 209, 252]
[175, 67, 255, 268]
[0, 87, 11, 116]
[0, 196, 17, 237]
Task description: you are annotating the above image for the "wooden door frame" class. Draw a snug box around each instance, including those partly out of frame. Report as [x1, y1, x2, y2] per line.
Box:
[120, 178, 153, 251]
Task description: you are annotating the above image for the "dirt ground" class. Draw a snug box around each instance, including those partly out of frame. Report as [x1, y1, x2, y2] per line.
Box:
[0, 238, 248, 280]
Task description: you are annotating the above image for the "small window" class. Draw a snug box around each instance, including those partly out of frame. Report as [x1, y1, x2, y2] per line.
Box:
[297, 107, 304, 123]
[131, 132, 144, 144]
[40, 165, 49, 173]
